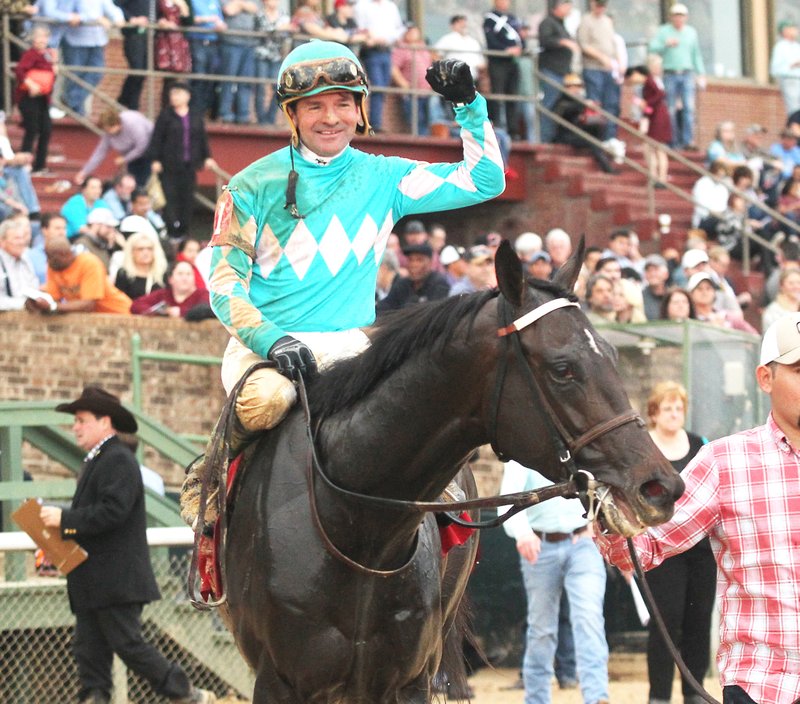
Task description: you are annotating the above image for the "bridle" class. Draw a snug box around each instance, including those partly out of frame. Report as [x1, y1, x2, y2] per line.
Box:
[489, 294, 645, 473]
[304, 292, 646, 572]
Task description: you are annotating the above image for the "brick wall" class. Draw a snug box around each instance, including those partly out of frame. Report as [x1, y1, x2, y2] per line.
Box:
[0, 312, 229, 488]
[0, 311, 683, 495]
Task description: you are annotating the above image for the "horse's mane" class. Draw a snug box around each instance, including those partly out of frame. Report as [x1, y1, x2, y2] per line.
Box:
[308, 290, 498, 419]
[308, 278, 575, 420]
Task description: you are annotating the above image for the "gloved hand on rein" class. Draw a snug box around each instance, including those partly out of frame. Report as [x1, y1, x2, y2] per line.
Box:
[425, 59, 476, 105]
[268, 335, 318, 381]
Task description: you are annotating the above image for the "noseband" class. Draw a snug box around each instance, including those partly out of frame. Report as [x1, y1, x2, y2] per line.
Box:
[489, 294, 645, 474]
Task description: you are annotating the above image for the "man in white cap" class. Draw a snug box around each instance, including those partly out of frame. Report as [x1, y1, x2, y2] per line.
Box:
[73, 207, 124, 271]
[597, 312, 800, 704]
[649, 4, 706, 150]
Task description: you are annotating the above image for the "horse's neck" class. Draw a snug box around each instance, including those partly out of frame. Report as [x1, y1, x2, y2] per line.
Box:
[318, 330, 495, 502]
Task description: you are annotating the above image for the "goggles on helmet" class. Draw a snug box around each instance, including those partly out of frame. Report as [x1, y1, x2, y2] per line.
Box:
[277, 57, 368, 103]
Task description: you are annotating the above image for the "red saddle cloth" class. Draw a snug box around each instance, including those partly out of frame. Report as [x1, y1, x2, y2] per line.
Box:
[198, 457, 475, 601]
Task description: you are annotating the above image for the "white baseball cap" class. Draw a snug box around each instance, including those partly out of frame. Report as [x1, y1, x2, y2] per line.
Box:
[439, 244, 464, 267]
[760, 313, 800, 366]
[87, 207, 119, 227]
[681, 248, 709, 270]
[686, 271, 718, 292]
[670, 3, 688, 15]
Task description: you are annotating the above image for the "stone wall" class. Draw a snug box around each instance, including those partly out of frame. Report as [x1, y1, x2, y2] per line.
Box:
[0, 312, 229, 488]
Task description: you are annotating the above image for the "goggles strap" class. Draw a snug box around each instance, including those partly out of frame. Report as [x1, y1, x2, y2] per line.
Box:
[284, 146, 303, 220]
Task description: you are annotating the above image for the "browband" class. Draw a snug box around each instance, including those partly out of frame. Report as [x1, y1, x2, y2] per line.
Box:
[497, 298, 581, 337]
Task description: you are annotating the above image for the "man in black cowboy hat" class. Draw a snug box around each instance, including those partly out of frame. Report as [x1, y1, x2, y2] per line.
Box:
[40, 385, 215, 704]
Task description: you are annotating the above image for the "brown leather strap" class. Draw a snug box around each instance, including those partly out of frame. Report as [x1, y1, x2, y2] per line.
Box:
[569, 410, 645, 456]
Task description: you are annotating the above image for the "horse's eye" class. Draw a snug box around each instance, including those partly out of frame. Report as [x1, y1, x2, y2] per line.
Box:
[552, 363, 574, 381]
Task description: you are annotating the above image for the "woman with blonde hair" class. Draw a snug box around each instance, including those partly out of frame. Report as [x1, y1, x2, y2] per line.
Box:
[112, 231, 167, 300]
[643, 381, 716, 704]
[761, 267, 800, 330]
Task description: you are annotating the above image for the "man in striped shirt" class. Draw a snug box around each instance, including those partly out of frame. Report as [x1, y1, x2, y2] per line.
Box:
[597, 312, 800, 704]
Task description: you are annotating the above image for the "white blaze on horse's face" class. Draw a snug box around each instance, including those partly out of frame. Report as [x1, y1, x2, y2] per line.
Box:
[584, 329, 603, 356]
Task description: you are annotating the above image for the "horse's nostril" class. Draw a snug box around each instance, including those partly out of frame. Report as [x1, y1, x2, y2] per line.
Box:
[640, 479, 668, 502]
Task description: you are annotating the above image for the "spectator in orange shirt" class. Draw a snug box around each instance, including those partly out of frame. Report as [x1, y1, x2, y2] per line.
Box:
[391, 24, 433, 135]
[26, 237, 132, 314]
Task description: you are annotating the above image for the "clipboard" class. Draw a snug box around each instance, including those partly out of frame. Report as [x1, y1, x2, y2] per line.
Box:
[11, 498, 88, 575]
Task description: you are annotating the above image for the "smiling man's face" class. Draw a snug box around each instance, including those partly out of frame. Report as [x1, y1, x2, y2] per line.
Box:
[290, 91, 359, 157]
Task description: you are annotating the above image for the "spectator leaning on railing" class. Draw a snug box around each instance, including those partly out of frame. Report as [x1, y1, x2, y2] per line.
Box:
[0, 218, 40, 311]
[115, 0, 151, 110]
[253, 0, 291, 126]
[59, 0, 125, 117]
[219, 0, 259, 125]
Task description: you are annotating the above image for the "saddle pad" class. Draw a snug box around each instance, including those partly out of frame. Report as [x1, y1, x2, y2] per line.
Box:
[198, 454, 243, 601]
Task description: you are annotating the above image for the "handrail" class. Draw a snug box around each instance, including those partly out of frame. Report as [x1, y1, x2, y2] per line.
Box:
[130, 333, 222, 444]
[534, 67, 795, 268]
[4, 14, 797, 254]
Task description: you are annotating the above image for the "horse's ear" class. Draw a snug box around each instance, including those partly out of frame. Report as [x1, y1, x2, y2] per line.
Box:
[553, 234, 586, 293]
[495, 239, 525, 306]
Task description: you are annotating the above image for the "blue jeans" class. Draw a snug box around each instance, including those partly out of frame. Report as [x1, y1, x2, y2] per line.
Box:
[664, 71, 697, 148]
[219, 44, 256, 123]
[554, 592, 576, 685]
[539, 69, 564, 144]
[5, 165, 41, 214]
[61, 44, 105, 116]
[520, 536, 609, 704]
[255, 56, 281, 124]
[190, 38, 220, 115]
[582, 68, 620, 140]
[362, 48, 391, 129]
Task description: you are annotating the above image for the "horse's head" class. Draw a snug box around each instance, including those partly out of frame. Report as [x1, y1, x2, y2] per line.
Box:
[487, 239, 684, 536]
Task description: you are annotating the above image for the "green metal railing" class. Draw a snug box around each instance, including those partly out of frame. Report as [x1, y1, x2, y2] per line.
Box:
[130, 333, 222, 446]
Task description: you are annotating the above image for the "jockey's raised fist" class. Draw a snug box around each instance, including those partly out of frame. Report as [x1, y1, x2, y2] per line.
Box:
[425, 59, 476, 105]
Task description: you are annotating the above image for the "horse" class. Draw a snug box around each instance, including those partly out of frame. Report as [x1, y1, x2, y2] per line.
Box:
[220, 239, 684, 704]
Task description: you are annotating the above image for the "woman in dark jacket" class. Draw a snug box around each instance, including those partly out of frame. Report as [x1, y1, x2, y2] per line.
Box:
[146, 82, 216, 237]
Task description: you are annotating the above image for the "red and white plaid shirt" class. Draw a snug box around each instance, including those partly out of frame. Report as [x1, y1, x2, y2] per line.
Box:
[597, 414, 800, 703]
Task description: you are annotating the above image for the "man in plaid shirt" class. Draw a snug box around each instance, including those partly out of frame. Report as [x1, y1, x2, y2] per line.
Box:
[597, 312, 800, 704]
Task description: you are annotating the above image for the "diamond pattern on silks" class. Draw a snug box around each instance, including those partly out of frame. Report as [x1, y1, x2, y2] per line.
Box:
[256, 213, 396, 281]
[281, 219, 318, 280]
[316, 216, 351, 275]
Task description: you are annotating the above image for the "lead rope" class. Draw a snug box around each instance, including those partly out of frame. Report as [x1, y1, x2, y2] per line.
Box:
[626, 539, 721, 704]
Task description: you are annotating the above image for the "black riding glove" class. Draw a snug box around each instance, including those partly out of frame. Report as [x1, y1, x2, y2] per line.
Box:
[425, 59, 476, 105]
[268, 335, 318, 381]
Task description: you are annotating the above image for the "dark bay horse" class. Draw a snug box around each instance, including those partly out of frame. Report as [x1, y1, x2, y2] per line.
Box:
[222, 240, 684, 703]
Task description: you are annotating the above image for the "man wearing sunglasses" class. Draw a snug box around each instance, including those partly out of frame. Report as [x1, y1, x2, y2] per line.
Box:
[182, 40, 505, 526]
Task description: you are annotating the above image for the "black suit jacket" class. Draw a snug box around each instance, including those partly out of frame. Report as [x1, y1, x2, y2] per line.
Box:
[61, 436, 161, 613]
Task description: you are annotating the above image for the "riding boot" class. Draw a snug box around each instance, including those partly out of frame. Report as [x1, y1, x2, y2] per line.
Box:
[180, 368, 296, 529]
[180, 415, 260, 530]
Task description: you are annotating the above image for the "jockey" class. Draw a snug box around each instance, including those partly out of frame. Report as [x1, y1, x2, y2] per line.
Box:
[181, 40, 505, 526]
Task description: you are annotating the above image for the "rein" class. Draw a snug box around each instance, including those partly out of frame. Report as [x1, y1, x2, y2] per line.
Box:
[627, 539, 721, 704]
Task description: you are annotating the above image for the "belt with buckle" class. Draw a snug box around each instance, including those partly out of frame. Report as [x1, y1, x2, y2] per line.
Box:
[533, 527, 587, 542]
